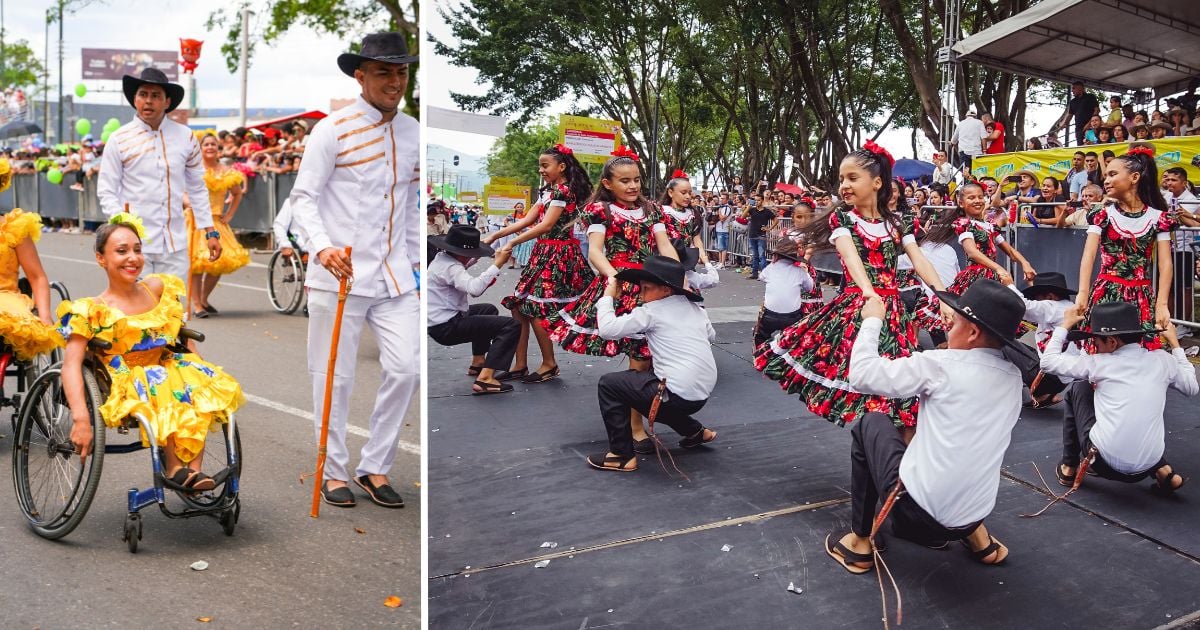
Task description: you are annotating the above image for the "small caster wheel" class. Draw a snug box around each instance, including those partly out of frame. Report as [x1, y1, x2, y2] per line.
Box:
[123, 515, 142, 553]
[219, 506, 237, 536]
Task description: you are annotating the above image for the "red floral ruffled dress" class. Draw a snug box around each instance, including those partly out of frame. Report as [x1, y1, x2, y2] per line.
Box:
[661, 205, 700, 242]
[1084, 204, 1176, 349]
[784, 229, 824, 316]
[501, 184, 595, 319]
[947, 216, 1005, 295]
[544, 202, 662, 359]
[754, 208, 920, 428]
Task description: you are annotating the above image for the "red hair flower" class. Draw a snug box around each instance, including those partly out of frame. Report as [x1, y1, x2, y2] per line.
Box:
[553, 143, 574, 156]
[863, 140, 896, 167]
[611, 146, 639, 161]
[1126, 145, 1155, 158]
[671, 168, 689, 179]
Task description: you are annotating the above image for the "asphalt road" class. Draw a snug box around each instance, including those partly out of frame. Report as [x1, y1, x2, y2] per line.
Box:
[0, 232, 421, 628]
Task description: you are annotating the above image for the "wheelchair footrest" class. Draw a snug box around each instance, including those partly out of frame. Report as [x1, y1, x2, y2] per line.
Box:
[105, 442, 147, 454]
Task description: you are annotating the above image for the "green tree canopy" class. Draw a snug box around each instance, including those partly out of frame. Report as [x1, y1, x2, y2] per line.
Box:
[485, 120, 560, 189]
[0, 38, 45, 90]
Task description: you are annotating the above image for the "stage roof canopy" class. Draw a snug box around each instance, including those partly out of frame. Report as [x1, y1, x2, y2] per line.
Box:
[952, 0, 1200, 98]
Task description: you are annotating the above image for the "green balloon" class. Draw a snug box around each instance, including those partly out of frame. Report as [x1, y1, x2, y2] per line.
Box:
[101, 130, 112, 143]
[47, 169, 63, 185]
[104, 118, 121, 132]
[76, 118, 91, 136]
[55, 143, 68, 153]
[75, 83, 87, 98]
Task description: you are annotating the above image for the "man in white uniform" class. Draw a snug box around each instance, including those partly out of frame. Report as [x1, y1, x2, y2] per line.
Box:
[98, 68, 220, 277]
[291, 32, 420, 509]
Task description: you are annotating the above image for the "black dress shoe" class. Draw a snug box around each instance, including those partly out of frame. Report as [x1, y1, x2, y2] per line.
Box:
[321, 481, 356, 507]
[354, 475, 405, 508]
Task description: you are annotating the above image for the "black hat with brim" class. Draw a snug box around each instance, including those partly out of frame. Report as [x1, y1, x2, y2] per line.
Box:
[935, 279, 1037, 363]
[337, 32, 419, 77]
[615, 255, 703, 302]
[670, 238, 700, 270]
[122, 68, 185, 113]
[428, 225, 494, 258]
[1020, 272, 1076, 299]
[1066, 301, 1161, 342]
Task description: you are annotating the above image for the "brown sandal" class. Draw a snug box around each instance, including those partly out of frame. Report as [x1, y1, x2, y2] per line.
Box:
[586, 453, 637, 472]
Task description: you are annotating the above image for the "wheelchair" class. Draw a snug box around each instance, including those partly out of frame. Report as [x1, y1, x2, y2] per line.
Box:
[10, 326, 242, 553]
[267, 236, 307, 315]
[2, 280, 70, 429]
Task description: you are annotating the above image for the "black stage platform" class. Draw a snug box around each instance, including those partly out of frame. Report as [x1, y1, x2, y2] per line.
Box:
[429, 322, 1200, 629]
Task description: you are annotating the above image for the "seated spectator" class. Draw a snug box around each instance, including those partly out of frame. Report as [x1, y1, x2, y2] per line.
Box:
[1030, 177, 1068, 227]
[1111, 124, 1128, 142]
[1095, 125, 1113, 144]
[1064, 183, 1104, 227]
[1026, 138, 1043, 151]
[1151, 122, 1171, 139]
[1133, 124, 1151, 140]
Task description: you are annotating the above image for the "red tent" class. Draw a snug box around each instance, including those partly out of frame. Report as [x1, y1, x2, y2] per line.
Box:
[773, 182, 805, 195]
[250, 110, 327, 130]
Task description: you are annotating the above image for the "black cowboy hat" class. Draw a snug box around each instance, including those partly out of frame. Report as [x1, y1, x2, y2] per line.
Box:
[615, 255, 703, 302]
[935, 279, 1037, 362]
[428, 225, 494, 258]
[1020, 272, 1076, 299]
[122, 67, 185, 113]
[1066, 302, 1160, 342]
[337, 32, 419, 77]
[670, 238, 700, 270]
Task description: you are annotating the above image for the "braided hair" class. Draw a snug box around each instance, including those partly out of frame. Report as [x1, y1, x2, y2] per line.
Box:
[586, 154, 654, 215]
[922, 181, 986, 245]
[541, 145, 592, 203]
[797, 146, 901, 249]
[1114, 148, 1169, 211]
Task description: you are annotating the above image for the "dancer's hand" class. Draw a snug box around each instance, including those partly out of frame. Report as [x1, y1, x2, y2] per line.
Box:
[207, 236, 222, 262]
[861, 294, 886, 320]
[1155, 302, 1171, 330]
[996, 268, 1014, 285]
[481, 233, 497, 245]
[318, 247, 353, 280]
[494, 249, 512, 267]
[1062, 304, 1085, 330]
[604, 276, 620, 298]
[1162, 320, 1181, 349]
[939, 301, 955, 328]
[1022, 264, 1037, 282]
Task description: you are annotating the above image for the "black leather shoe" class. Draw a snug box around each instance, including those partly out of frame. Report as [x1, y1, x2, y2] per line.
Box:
[354, 475, 405, 508]
[321, 481, 356, 507]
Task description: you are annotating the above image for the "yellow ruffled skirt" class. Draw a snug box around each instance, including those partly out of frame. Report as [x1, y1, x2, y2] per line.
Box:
[100, 350, 245, 463]
[188, 212, 250, 276]
[0, 291, 64, 361]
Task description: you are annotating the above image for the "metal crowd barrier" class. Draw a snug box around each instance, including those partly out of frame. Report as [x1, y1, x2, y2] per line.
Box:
[0, 172, 294, 239]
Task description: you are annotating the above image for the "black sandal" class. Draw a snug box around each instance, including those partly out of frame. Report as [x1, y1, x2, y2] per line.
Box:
[471, 380, 513, 395]
[1151, 469, 1186, 495]
[521, 365, 560, 383]
[960, 535, 1007, 565]
[824, 534, 874, 574]
[495, 367, 527, 381]
[679, 428, 717, 449]
[586, 453, 637, 472]
[1056, 463, 1076, 487]
[1030, 393, 1063, 409]
[164, 467, 216, 492]
[466, 365, 483, 377]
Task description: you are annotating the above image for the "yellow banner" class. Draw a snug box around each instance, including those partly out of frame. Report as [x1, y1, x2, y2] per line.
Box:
[483, 184, 532, 216]
[458, 191, 480, 202]
[559, 114, 623, 164]
[490, 177, 520, 186]
[972, 138, 1200, 184]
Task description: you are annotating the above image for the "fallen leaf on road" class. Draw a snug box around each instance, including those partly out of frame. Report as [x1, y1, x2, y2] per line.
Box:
[197, 617, 213, 623]
[384, 596, 403, 608]
[190, 560, 209, 571]
[413, 481, 421, 487]
[354, 527, 365, 534]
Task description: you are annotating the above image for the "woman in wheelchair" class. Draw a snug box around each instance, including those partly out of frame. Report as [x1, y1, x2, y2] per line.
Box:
[0, 207, 64, 361]
[58, 215, 245, 492]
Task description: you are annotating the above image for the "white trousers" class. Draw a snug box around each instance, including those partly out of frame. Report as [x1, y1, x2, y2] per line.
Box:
[307, 288, 420, 482]
[143, 249, 190, 279]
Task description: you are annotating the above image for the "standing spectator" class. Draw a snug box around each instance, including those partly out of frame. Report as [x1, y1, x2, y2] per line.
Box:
[980, 113, 1005, 154]
[949, 107, 986, 169]
[1164, 167, 1198, 326]
[291, 120, 310, 153]
[714, 193, 731, 268]
[744, 195, 774, 280]
[1084, 151, 1103, 187]
[1051, 81, 1100, 146]
[1106, 96, 1124, 125]
[1065, 151, 1088, 202]
[1121, 103, 1137, 133]
[931, 151, 954, 186]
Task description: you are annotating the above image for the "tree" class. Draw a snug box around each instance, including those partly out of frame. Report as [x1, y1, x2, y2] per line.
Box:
[485, 120, 560, 189]
[0, 38, 45, 90]
[206, 0, 419, 117]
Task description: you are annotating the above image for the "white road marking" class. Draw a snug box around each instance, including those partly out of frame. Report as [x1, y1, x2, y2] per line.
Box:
[41, 253, 268, 293]
[243, 392, 421, 456]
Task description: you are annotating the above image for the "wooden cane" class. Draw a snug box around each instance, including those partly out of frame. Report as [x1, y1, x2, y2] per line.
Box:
[311, 246, 353, 518]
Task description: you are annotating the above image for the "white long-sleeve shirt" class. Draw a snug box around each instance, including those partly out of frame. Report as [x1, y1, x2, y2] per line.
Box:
[686, 262, 721, 291]
[289, 95, 420, 298]
[97, 116, 213, 254]
[850, 317, 1022, 528]
[426, 252, 501, 326]
[760, 259, 814, 313]
[1040, 328, 1198, 473]
[596, 294, 717, 402]
[272, 198, 306, 251]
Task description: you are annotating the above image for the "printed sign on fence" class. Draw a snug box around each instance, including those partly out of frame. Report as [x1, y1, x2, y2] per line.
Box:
[559, 115, 622, 164]
[483, 184, 531, 215]
[459, 191, 480, 203]
[973, 137, 1200, 184]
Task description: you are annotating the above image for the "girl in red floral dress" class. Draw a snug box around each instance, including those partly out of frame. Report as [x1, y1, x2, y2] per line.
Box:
[485, 145, 594, 383]
[545, 148, 676, 360]
[754, 144, 953, 432]
[781, 199, 825, 315]
[661, 170, 719, 290]
[942, 182, 1036, 295]
[1076, 146, 1175, 349]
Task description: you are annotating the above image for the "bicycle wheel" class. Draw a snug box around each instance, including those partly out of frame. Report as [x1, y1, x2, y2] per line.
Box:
[12, 366, 106, 540]
[177, 418, 242, 511]
[267, 249, 305, 314]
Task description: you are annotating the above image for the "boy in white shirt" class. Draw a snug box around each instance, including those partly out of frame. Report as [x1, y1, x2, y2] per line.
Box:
[1007, 272, 1078, 408]
[753, 237, 814, 347]
[588, 255, 719, 472]
[827, 279, 1032, 574]
[1041, 302, 1197, 493]
[427, 226, 521, 396]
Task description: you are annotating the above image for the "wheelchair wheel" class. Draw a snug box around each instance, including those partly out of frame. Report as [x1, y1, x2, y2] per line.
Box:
[12, 366, 106, 540]
[267, 249, 305, 314]
[177, 419, 242, 512]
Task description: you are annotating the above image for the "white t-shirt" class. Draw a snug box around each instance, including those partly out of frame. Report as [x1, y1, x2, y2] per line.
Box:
[952, 117, 987, 157]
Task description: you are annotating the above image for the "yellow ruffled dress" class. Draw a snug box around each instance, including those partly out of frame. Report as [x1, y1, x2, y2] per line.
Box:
[0, 209, 65, 361]
[188, 168, 250, 275]
[56, 274, 245, 463]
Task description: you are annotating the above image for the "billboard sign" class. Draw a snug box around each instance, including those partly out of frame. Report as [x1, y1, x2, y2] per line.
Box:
[82, 48, 178, 81]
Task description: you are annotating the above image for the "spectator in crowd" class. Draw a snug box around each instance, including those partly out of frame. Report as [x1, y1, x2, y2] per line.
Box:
[1026, 137, 1043, 151]
[291, 120, 310, 152]
[220, 132, 239, 160]
[1121, 103, 1137, 132]
[1151, 121, 1171, 139]
[714, 192, 732, 269]
[1030, 176, 1068, 227]
[1002, 169, 1041, 207]
[1082, 115, 1104, 144]
[744, 194, 774, 280]
[1163, 167, 1197, 325]
[1065, 151, 1088, 202]
[931, 151, 954, 185]
[1051, 81, 1100, 146]
[1111, 123, 1129, 142]
[1084, 151, 1103, 187]
[1096, 125, 1113, 144]
[980, 113, 1005, 154]
[1107, 96, 1124, 125]
[1133, 124, 1151, 140]
[1168, 107, 1188, 136]
[950, 107, 986, 168]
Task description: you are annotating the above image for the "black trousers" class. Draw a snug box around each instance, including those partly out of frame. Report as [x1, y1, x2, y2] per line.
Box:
[428, 304, 520, 371]
[754, 306, 805, 347]
[1007, 342, 1066, 398]
[598, 369, 705, 458]
[850, 412, 981, 544]
[1062, 380, 1167, 481]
